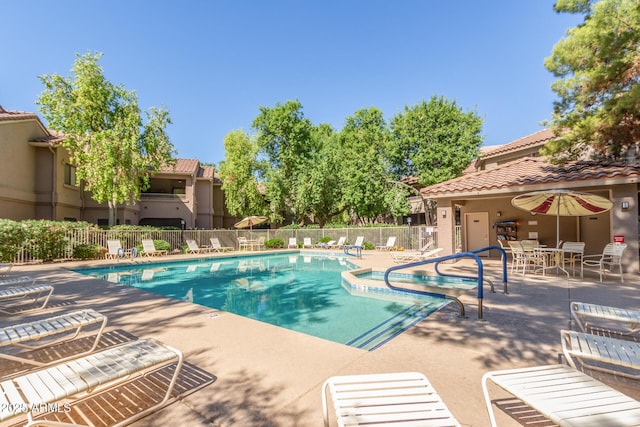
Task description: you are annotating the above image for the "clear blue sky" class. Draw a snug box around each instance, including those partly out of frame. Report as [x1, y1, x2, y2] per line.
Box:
[2, 1, 582, 165]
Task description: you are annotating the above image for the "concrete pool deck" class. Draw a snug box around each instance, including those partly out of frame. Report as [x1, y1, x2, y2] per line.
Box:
[1, 249, 639, 426]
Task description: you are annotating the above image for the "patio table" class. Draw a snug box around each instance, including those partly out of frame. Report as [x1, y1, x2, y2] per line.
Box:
[534, 247, 582, 277]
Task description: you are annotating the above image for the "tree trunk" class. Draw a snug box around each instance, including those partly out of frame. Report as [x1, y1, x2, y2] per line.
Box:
[108, 199, 117, 226]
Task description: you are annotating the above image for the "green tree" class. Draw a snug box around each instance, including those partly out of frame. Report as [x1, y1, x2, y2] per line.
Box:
[218, 130, 267, 217]
[36, 52, 175, 225]
[252, 100, 316, 224]
[543, 0, 640, 163]
[337, 107, 392, 223]
[388, 96, 483, 185]
[292, 124, 345, 226]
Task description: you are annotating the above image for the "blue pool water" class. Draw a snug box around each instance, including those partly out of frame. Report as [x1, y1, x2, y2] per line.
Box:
[74, 253, 448, 350]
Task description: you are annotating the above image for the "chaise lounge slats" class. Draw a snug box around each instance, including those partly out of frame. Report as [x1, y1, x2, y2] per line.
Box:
[0, 283, 54, 315]
[482, 364, 640, 426]
[562, 329, 640, 378]
[0, 338, 183, 424]
[0, 309, 107, 367]
[571, 301, 640, 336]
[323, 372, 460, 427]
[0, 276, 35, 287]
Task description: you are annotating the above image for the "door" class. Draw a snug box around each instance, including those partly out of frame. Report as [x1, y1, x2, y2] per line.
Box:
[465, 212, 489, 255]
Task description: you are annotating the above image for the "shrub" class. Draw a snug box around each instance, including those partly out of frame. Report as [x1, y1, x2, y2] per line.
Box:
[0, 219, 26, 262]
[265, 238, 284, 249]
[363, 242, 375, 250]
[74, 244, 104, 260]
[318, 236, 332, 243]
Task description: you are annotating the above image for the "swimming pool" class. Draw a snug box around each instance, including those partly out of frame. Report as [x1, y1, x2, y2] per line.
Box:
[74, 253, 448, 350]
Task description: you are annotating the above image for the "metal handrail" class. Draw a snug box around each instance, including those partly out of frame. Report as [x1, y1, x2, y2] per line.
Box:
[384, 252, 486, 319]
[433, 245, 509, 294]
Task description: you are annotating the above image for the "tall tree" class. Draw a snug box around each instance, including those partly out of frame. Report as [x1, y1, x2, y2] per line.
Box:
[543, 0, 640, 163]
[252, 100, 316, 224]
[36, 52, 175, 225]
[337, 107, 392, 223]
[388, 96, 483, 186]
[218, 130, 267, 217]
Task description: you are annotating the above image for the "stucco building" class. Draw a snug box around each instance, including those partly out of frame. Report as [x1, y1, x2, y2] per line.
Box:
[0, 106, 236, 229]
[422, 129, 640, 274]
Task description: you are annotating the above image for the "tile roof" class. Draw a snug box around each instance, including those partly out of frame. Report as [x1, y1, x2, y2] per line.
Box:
[160, 158, 199, 175]
[197, 165, 215, 180]
[421, 157, 640, 198]
[0, 106, 41, 122]
[480, 128, 555, 159]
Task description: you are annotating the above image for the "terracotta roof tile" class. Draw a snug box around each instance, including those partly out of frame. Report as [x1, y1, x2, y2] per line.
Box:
[421, 157, 640, 197]
[0, 106, 40, 122]
[160, 158, 199, 175]
[480, 128, 555, 159]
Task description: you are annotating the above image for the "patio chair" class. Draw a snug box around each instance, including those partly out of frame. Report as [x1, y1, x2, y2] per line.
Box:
[329, 236, 346, 248]
[303, 237, 313, 248]
[255, 236, 266, 250]
[322, 372, 460, 427]
[288, 237, 298, 248]
[344, 236, 365, 257]
[0, 338, 183, 427]
[571, 301, 640, 336]
[482, 364, 640, 427]
[507, 241, 542, 274]
[185, 239, 209, 254]
[0, 282, 54, 315]
[391, 247, 444, 263]
[0, 309, 107, 367]
[141, 239, 168, 257]
[210, 237, 233, 252]
[560, 241, 585, 276]
[582, 242, 627, 282]
[315, 240, 335, 249]
[238, 236, 250, 250]
[375, 236, 397, 251]
[562, 329, 640, 379]
[106, 239, 128, 259]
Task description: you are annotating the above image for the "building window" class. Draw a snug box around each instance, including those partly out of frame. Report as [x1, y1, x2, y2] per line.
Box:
[64, 164, 77, 187]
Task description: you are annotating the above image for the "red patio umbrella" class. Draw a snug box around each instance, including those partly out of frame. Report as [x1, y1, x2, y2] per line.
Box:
[511, 189, 612, 247]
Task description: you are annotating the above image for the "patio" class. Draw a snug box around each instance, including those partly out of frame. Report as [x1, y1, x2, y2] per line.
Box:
[1, 250, 639, 427]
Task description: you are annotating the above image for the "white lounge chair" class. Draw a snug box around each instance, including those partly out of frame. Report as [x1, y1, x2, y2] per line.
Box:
[0, 276, 35, 287]
[582, 242, 627, 282]
[288, 237, 298, 248]
[329, 237, 346, 249]
[0, 283, 54, 314]
[375, 236, 397, 251]
[141, 239, 168, 257]
[0, 309, 107, 367]
[106, 239, 127, 259]
[391, 247, 443, 263]
[571, 301, 640, 336]
[0, 338, 183, 427]
[0, 263, 12, 276]
[185, 239, 209, 254]
[482, 364, 640, 427]
[303, 237, 313, 248]
[210, 237, 233, 252]
[322, 372, 460, 427]
[562, 329, 640, 379]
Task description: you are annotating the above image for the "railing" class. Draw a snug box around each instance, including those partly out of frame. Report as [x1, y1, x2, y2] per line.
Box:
[384, 252, 487, 319]
[9, 225, 439, 265]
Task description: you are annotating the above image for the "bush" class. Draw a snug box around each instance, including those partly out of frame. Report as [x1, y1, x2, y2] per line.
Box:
[74, 244, 104, 260]
[0, 219, 26, 262]
[264, 238, 284, 249]
[363, 242, 375, 250]
[318, 236, 332, 243]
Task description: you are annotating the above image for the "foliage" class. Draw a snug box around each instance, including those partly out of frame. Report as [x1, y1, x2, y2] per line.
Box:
[543, 0, 640, 163]
[337, 107, 392, 223]
[73, 244, 104, 260]
[0, 220, 26, 262]
[388, 96, 483, 185]
[36, 51, 176, 224]
[264, 238, 284, 249]
[252, 100, 316, 224]
[318, 236, 332, 243]
[362, 242, 375, 250]
[219, 130, 267, 218]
